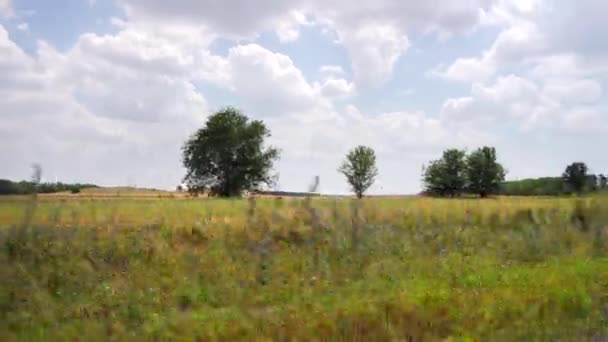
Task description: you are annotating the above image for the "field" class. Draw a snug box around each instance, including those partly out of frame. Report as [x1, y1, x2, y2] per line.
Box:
[1, 193, 608, 340]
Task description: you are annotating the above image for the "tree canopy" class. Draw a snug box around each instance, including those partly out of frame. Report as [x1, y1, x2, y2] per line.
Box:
[499, 177, 566, 196]
[599, 174, 608, 190]
[182, 107, 280, 197]
[0, 179, 98, 195]
[422, 149, 467, 197]
[338, 146, 379, 198]
[465, 146, 506, 198]
[562, 162, 588, 195]
[423, 146, 506, 198]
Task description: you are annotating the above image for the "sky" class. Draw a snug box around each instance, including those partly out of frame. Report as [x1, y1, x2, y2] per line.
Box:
[0, 0, 606, 194]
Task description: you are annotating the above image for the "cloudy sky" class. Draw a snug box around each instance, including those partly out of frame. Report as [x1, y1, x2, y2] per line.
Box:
[1, 0, 606, 194]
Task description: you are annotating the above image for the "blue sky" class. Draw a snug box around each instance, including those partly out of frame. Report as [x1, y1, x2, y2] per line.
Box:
[1, 0, 607, 194]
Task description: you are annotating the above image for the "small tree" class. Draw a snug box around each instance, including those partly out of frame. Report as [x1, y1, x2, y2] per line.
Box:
[587, 174, 598, 192]
[338, 146, 378, 198]
[182, 107, 280, 197]
[422, 149, 467, 197]
[599, 174, 608, 190]
[465, 146, 506, 198]
[562, 162, 588, 195]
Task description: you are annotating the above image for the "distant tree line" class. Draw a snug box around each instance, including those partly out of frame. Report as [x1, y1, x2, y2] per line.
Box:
[252, 190, 321, 197]
[181, 107, 607, 199]
[0, 179, 98, 195]
[500, 173, 606, 196]
[421, 148, 606, 197]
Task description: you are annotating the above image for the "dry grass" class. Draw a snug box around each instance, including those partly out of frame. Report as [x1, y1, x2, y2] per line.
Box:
[1, 194, 608, 340]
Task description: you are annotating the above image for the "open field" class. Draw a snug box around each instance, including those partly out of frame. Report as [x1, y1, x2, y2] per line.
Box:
[2, 195, 608, 340]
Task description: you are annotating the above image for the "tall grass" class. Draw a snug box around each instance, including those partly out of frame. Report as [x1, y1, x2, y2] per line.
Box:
[1, 193, 608, 340]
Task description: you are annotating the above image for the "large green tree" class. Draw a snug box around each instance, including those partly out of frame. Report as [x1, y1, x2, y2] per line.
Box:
[182, 107, 280, 197]
[338, 146, 379, 198]
[465, 146, 506, 198]
[422, 149, 467, 197]
[562, 162, 588, 195]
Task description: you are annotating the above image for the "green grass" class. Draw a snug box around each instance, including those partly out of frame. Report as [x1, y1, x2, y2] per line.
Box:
[1, 195, 608, 340]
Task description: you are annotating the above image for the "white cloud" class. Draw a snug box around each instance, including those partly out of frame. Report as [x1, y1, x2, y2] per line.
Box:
[334, 23, 409, 86]
[62, 28, 214, 124]
[317, 77, 355, 98]
[16, 22, 28, 31]
[121, 0, 300, 39]
[541, 79, 602, 105]
[441, 73, 607, 134]
[438, 0, 608, 84]
[456, 78, 547, 128]
[0, 24, 213, 187]
[225, 44, 328, 117]
[120, 0, 496, 87]
[274, 11, 313, 43]
[436, 22, 544, 83]
[435, 57, 496, 83]
[319, 65, 345, 75]
[530, 54, 608, 80]
[562, 107, 608, 133]
[0, 0, 11, 17]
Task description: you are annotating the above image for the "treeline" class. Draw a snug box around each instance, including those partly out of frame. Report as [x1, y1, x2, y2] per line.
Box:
[0, 179, 99, 195]
[500, 175, 607, 196]
[422, 148, 607, 197]
[252, 190, 321, 197]
[179, 107, 608, 199]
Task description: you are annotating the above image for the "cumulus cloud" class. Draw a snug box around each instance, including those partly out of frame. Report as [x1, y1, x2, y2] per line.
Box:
[319, 65, 345, 75]
[274, 11, 313, 43]
[441, 75, 549, 126]
[225, 44, 328, 117]
[433, 57, 496, 83]
[530, 54, 608, 80]
[438, 0, 608, 84]
[333, 23, 409, 86]
[121, 0, 300, 40]
[317, 78, 355, 98]
[0, 23, 212, 187]
[120, 0, 495, 87]
[562, 107, 608, 133]
[541, 79, 602, 105]
[0, 0, 11, 17]
[435, 22, 544, 83]
[441, 74, 607, 134]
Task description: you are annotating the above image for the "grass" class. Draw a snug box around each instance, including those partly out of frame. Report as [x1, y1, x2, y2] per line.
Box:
[1, 194, 608, 340]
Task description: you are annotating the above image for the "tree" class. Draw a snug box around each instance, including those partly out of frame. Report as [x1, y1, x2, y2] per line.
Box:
[499, 177, 566, 196]
[338, 146, 378, 198]
[562, 162, 588, 195]
[465, 146, 506, 198]
[422, 149, 467, 197]
[599, 174, 608, 190]
[182, 107, 280, 197]
[587, 174, 598, 192]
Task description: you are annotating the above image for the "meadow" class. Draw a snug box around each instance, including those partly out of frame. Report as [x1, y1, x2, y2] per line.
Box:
[1, 193, 608, 340]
